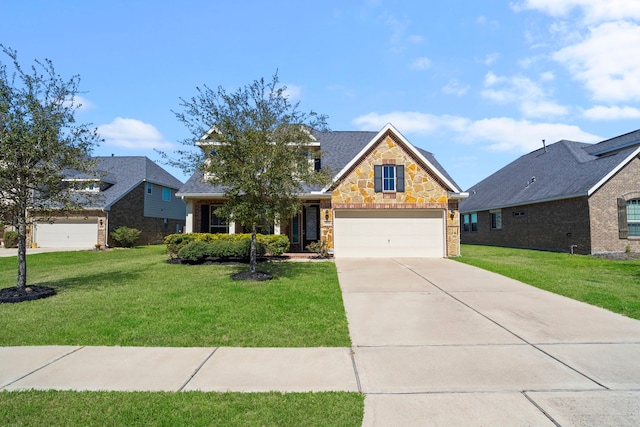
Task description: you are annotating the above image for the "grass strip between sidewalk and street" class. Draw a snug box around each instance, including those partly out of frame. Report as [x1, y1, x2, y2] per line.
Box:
[0, 246, 351, 347]
[0, 390, 364, 426]
[456, 244, 640, 320]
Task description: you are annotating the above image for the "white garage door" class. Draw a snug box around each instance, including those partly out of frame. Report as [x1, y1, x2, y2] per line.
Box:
[34, 220, 98, 248]
[333, 209, 445, 258]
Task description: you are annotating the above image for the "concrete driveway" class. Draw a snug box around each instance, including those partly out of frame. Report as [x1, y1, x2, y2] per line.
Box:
[337, 258, 640, 426]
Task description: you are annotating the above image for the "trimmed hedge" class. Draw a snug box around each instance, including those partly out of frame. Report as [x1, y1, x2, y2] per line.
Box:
[165, 233, 288, 259]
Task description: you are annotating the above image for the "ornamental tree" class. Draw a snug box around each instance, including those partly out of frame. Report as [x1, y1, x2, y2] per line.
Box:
[0, 45, 101, 292]
[172, 73, 331, 275]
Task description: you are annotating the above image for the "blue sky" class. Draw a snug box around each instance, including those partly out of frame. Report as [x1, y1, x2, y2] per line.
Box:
[3, 0, 640, 190]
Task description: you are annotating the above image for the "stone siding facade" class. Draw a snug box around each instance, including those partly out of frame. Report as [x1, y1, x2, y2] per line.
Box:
[330, 132, 460, 256]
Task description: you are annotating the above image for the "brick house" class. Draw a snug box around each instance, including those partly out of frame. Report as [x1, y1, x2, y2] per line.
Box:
[30, 156, 186, 248]
[459, 129, 640, 254]
[177, 124, 467, 258]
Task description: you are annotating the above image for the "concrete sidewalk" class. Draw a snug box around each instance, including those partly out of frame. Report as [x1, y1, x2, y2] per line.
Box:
[1, 257, 639, 426]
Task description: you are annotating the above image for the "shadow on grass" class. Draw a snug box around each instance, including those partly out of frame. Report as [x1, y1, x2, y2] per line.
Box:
[176, 258, 335, 281]
[31, 270, 143, 292]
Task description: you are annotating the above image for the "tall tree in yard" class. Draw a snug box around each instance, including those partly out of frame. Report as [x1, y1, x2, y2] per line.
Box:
[0, 45, 101, 294]
[173, 74, 331, 275]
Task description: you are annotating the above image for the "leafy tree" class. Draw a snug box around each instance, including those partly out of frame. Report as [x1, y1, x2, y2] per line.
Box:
[0, 45, 101, 291]
[172, 73, 331, 274]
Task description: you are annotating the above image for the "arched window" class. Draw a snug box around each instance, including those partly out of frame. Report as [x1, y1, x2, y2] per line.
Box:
[628, 199, 640, 237]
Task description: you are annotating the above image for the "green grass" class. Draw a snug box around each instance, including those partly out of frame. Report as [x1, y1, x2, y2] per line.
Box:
[457, 245, 640, 320]
[0, 390, 364, 426]
[0, 246, 351, 347]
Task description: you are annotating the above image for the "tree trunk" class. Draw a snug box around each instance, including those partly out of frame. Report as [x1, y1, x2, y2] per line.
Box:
[16, 218, 28, 290]
[250, 223, 257, 273]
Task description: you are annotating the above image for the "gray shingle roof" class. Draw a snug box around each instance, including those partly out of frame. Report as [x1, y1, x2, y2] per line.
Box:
[460, 130, 640, 213]
[68, 156, 184, 210]
[177, 130, 459, 196]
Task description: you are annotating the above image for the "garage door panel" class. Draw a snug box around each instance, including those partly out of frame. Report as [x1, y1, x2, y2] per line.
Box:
[334, 210, 444, 258]
[35, 221, 98, 248]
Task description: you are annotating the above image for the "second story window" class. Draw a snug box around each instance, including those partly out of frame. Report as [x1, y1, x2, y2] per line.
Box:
[162, 187, 171, 202]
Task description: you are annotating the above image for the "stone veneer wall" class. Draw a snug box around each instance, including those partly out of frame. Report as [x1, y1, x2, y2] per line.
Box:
[329, 132, 460, 256]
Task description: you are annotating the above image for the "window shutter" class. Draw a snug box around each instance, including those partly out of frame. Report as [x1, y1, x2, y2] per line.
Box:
[396, 165, 405, 192]
[374, 165, 382, 192]
[618, 198, 628, 239]
[201, 205, 210, 233]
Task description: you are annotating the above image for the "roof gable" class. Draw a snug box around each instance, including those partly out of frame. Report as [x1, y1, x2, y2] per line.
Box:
[324, 123, 461, 193]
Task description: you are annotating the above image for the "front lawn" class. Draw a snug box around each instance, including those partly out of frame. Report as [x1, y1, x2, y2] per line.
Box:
[457, 245, 640, 320]
[0, 390, 364, 427]
[0, 246, 351, 347]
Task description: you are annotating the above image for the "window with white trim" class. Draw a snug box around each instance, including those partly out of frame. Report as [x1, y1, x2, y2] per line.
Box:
[374, 164, 405, 193]
[146, 183, 153, 195]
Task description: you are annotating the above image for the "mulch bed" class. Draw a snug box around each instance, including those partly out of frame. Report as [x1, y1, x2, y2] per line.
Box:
[0, 285, 56, 304]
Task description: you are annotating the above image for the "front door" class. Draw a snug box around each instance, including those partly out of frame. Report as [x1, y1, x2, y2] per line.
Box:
[303, 205, 319, 249]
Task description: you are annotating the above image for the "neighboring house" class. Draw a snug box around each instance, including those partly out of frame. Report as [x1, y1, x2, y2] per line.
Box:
[177, 123, 467, 258]
[459, 129, 640, 255]
[30, 156, 186, 248]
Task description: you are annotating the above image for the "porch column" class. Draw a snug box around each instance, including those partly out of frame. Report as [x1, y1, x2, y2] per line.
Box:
[184, 200, 194, 233]
[273, 223, 281, 235]
[229, 221, 236, 234]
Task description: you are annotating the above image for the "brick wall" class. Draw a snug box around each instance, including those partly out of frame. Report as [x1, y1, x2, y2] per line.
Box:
[108, 183, 185, 246]
[461, 197, 591, 254]
[588, 156, 640, 253]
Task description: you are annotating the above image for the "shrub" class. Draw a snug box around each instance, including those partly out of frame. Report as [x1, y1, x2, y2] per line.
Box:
[306, 240, 329, 258]
[178, 240, 213, 263]
[110, 226, 141, 248]
[258, 234, 290, 256]
[3, 230, 19, 248]
[172, 235, 266, 263]
[165, 233, 282, 258]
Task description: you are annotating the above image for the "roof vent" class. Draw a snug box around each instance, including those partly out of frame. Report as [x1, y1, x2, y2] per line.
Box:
[542, 139, 547, 153]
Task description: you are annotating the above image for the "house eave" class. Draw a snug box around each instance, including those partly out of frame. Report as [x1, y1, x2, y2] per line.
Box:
[460, 192, 589, 213]
[587, 146, 640, 196]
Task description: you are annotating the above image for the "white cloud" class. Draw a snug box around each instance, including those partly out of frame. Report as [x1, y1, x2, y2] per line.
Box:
[583, 105, 640, 120]
[554, 21, 640, 102]
[513, 0, 640, 24]
[410, 57, 432, 70]
[98, 117, 174, 150]
[483, 53, 500, 66]
[282, 84, 302, 100]
[352, 111, 599, 152]
[63, 95, 95, 111]
[441, 79, 470, 96]
[481, 72, 568, 118]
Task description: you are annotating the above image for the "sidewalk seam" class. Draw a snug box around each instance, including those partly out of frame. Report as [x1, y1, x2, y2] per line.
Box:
[349, 347, 362, 393]
[1, 346, 84, 390]
[178, 347, 218, 392]
[522, 391, 562, 427]
[397, 259, 610, 390]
